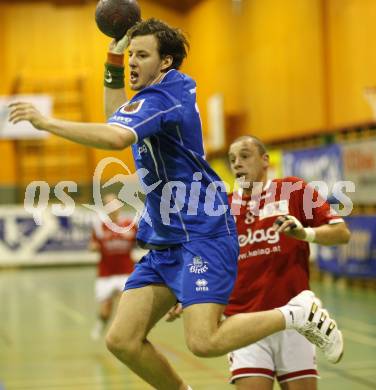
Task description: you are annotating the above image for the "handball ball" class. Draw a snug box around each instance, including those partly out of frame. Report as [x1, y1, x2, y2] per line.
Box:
[95, 0, 141, 40]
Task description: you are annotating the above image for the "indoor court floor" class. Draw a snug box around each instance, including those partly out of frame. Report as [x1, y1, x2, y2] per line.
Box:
[0, 266, 375, 390]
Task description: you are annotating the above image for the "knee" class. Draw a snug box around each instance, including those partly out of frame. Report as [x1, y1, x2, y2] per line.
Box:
[186, 336, 216, 358]
[105, 331, 125, 355]
[105, 330, 140, 361]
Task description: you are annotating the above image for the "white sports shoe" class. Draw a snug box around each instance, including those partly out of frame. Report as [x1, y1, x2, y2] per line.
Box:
[281, 290, 344, 364]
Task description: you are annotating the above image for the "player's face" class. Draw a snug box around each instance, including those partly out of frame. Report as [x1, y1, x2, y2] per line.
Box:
[228, 140, 269, 185]
[128, 35, 172, 91]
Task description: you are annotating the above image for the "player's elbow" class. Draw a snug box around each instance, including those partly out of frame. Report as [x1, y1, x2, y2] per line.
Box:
[333, 224, 351, 244]
[110, 135, 128, 150]
[340, 226, 351, 244]
[107, 125, 136, 150]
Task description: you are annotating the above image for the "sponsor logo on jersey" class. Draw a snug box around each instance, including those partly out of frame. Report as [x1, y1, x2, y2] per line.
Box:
[188, 255, 209, 274]
[120, 99, 145, 114]
[259, 200, 289, 220]
[244, 212, 255, 225]
[111, 115, 133, 124]
[238, 244, 282, 260]
[238, 227, 280, 247]
[195, 278, 209, 291]
[138, 144, 148, 156]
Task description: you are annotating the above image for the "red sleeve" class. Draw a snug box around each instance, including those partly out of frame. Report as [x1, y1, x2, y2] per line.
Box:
[298, 181, 344, 227]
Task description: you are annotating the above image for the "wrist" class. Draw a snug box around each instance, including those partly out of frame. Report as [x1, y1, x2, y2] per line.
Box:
[41, 116, 55, 132]
[107, 52, 124, 66]
[104, 62, 125, 89]
[276, 307, 293, 329]
[303, 227, 316, 243]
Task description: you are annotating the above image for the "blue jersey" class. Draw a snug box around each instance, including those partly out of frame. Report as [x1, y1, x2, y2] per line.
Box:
[108, 70, 236, 245]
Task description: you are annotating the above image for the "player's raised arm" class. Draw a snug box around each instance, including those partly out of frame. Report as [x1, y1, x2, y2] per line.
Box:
[104, 35, 129, 119]
[96, 0, 140, 119]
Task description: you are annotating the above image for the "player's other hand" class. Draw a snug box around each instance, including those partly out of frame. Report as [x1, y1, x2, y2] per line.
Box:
[109, 34, 129, 55]
[273, 215, 306, 240]
[8, 102, 49, 130]
[165, 302, 183, 322]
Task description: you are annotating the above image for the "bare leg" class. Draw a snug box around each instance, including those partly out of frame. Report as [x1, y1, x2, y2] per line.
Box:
[99, 298, 112, 322]
[280, 377, 317, 390]
[235, 376, 274, 390]
[106, 285, 188, 390]
[184, 303, 284, 357]
[233, 375, 317, 390]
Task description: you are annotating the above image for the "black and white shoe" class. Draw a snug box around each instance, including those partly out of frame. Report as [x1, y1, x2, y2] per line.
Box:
[281, 290, 344, 364]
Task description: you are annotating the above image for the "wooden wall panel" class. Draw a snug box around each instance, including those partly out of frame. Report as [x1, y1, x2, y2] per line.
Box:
[185, 0, 327, 143]
[184, 0, 243, 149]
[239, 0, 325, 141]
[0, 142, 16, 184]
[328, 0, 376, 126]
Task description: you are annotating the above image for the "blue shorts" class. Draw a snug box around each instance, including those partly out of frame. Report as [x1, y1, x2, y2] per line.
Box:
[124, 233, 239, 308]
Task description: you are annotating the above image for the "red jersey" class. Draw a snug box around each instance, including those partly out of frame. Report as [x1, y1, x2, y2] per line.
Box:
[92, 218, 137, 277]
[225, 177, 343, 316]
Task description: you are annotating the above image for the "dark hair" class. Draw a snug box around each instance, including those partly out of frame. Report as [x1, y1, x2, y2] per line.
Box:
[231, 135, 268, 155]
[127, 18, 189, 71]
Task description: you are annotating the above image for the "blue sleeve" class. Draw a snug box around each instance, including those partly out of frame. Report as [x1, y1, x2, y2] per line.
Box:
[108, 92, 181, 143]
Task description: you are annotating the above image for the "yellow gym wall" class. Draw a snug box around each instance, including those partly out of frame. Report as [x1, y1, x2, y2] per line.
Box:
[238, 0, 326, 141]
[181, 0, 326, 144]
[0, 4, 16, 187]
[186, 0, 376, 141]
[183, 0, 326, 142]
[0, 5, 6, 95]
[327, 0, 376, 127]
[184, 0, 244, 145]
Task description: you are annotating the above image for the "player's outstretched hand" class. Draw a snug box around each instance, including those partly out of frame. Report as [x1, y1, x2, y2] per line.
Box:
[165, 303, 183, 322]
[8, 102, 49, 130]
[109, 34, 129, 55]
[273, 215, 307, 240]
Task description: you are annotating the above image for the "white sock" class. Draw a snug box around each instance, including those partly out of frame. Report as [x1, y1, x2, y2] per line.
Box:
[277, 306, 295, 329]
